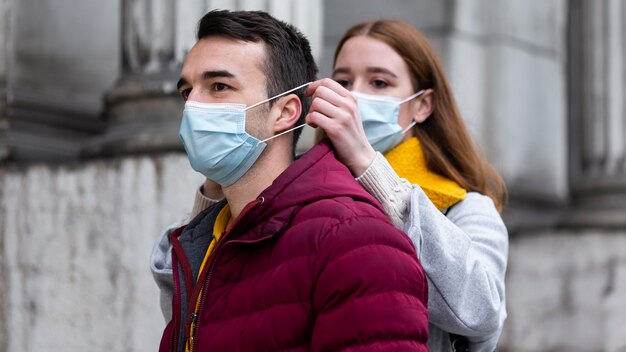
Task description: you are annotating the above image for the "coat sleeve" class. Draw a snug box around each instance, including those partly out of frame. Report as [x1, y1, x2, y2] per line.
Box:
[355, 152, 412, 229]
[405, 187, 508, 348]
[311, 215, 429, 352]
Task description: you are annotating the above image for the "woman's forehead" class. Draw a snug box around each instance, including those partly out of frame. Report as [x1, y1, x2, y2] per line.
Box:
[335, 36, 407, 72]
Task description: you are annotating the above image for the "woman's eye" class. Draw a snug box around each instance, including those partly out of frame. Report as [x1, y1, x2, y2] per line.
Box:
[334, 79, 351, 88]
[372, 79, 388, 89]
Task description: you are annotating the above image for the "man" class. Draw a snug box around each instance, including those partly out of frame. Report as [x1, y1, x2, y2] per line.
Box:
[156, 10, 429, 351]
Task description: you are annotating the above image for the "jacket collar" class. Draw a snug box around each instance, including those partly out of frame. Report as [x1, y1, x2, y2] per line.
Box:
[227, 139, 383, 243]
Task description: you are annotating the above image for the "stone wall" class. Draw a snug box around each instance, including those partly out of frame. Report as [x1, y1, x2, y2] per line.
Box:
[502, 230, 626, 352]
[4, 157, 626, 352]
[0, 154, 203, 351]
[0, 168, 6, 352]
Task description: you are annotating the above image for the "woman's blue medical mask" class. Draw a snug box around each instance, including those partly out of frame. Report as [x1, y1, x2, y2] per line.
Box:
[179, 83, 309, 186]
[353, 90, 425, 154]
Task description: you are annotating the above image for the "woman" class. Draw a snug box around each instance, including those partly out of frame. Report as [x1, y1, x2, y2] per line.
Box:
[152, 19, 508, 351]
[303, 19, 508, 351]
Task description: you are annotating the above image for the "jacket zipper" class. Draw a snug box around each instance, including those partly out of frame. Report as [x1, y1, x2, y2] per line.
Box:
[189, 234, 275, 350]
[190, 240, 230, 352]
[171, 258, 182, 352]
[189, 198, 263, 351]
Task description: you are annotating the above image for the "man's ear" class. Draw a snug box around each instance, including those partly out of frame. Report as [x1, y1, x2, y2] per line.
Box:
[411, 89, 435, 124]
[272, 94, 302, 133]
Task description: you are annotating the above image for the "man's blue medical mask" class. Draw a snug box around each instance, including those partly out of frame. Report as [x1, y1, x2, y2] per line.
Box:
[179, 83, 309, 186]
[353, 90, 425, 153]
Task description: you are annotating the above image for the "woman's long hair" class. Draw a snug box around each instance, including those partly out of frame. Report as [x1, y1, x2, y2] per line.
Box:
[335, 20, 507, 211]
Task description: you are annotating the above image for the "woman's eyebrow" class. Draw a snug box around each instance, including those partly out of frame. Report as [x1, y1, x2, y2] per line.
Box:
[366, 67, 398, 78]
[332, 67, 351, 76]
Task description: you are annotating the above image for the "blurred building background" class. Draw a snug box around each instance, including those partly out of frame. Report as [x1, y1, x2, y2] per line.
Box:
[0, 0, 625, 351]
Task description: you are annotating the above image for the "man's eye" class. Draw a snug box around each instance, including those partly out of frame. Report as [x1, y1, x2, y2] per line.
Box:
[179, 88, 191, 100]
[212, 83, 230, 91]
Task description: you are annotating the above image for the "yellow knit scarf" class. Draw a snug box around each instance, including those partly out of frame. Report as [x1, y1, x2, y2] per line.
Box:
[384, 137, 467, 211]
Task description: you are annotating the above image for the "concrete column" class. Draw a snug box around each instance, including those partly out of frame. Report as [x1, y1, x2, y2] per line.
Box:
[123, 0, 176, 74]
[0, 0, 10, 346]
[580, 0, 625, 177]
[87, 0, 181, 157]
[0, 0, 8, 163]
[0, 0, 119, 162]
[447, 0, 568, 204]
[568, 0, 626, 226]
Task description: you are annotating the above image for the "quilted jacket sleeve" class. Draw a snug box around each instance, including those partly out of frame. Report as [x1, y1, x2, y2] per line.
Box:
[311, 215, 429, 352]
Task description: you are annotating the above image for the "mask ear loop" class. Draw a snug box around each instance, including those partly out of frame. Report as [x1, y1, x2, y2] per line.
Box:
[255, 82, 312, 143]
[398, 89, 426, 104]
[261, 123, 308, 143]
[401, 120, 418, 134]
[245, 82, 311, 111]
[398, 89, 426, 134]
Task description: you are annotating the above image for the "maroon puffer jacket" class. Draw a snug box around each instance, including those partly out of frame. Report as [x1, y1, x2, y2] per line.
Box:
[160, 140, 429, 352]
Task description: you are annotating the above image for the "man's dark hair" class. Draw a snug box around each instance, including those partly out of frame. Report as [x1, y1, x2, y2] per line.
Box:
[197, 10, 318, 148]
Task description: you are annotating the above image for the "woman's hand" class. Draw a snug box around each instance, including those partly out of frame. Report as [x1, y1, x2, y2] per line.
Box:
[305, 79, 376, 177]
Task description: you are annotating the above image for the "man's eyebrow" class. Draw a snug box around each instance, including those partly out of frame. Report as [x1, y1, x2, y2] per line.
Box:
[176, 70, 236, 91]
[202, 70, 235, 80]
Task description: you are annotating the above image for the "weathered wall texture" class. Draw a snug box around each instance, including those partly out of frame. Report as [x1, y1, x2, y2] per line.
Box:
[1, 154, 203, 351]
[4, 157, 626, 352]
[502, 231, 626, 352]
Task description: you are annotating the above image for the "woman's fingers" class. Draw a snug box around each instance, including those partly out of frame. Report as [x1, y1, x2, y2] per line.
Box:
[307, 81, 359, 128]
[304, 78, 367, 145]
[304, 79, 323, 96]
[314, 85, 357, 110]
[310, 93, 353, 122]
[305, 110, 326, 127]
[305, 78, 352, 98]
[307, 96, 352, 134]
[304, 79, 376, 176]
